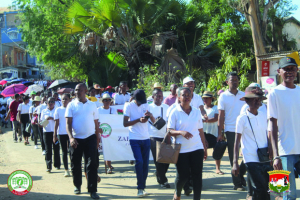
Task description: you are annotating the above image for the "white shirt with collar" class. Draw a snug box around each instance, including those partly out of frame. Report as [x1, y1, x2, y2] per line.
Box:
[167, 104, 204, 153]
[166, 102, 178, 120]
[123, 101, 150, 140]
[236, 110, 268, 163]
[54, 106, 67, 135]
[267, 84, 300, 156]
[148, 103, 169, 138]
[218, 90, 245, 132]
[65, 98, 99, 139]
[37, 103, 47, 115]
[41, 107, 56, 132]
[114, 93, 131, 105]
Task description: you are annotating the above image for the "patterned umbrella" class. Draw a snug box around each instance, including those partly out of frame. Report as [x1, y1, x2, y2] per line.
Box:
[1, 84, 28, 97]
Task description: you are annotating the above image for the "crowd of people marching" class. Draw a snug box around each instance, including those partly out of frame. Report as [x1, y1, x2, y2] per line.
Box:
[2, 56, 300, 200]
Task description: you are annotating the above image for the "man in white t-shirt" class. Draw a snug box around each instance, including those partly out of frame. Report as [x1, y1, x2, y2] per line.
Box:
[65, 83, 101, 199]
[123, 89, 155, 197]
[268, 57, 300, 200]
[114, 81, 130, 105]
[217, 72, 246, 191]
[148, 89, 170, 188]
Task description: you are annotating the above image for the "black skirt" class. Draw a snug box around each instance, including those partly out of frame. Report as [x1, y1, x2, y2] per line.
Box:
[21, 114, 30, 137]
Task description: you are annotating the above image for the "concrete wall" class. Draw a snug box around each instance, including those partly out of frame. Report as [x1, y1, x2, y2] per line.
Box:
[283, 22, 300, 50]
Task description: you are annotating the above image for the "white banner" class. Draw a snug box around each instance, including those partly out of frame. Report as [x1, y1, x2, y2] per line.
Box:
[100, 114, 153, 161]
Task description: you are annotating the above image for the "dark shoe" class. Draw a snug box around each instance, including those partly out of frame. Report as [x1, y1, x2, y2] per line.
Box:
[90, 192, 100, 199]
[74, 186, 81, 194]
[184, 188, 192, 196]
[241, 176, 247, 187]
[233, 185, 246, 191]
[160, 182, 171, 188]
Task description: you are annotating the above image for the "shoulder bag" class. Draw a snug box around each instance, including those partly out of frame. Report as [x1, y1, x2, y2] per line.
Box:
[247, 116, 270, 163]
[149, 107, 166, 130]
[156, 131, 181, 164]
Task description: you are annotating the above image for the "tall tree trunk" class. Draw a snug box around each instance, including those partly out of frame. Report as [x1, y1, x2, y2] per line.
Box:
[244, 0, 267, 84]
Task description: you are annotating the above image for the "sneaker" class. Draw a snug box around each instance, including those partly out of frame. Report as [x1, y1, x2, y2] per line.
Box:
[90, 192, 100, 199]
[160, 182, 171, 188]
[34, 145, 38, 149]
[74, 186, 81, 194]
[64, 170, 71, 177]
[143, 190, 149, 196]
[14, 140, 18, 143]
[42, 150, 46, 155]
[137, 189, 144, 198]
[19, 138, 22, 142]
[55, 167, 60, 170]
[46, 169, 51, 173]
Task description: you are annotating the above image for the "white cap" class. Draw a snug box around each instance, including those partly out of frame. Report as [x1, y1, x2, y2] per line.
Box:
[183, 76, 195, 85]
[248, 83, 261, 88]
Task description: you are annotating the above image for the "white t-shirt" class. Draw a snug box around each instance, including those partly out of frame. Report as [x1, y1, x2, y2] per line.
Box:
[167, 104, 204, 153]
[55, 101, 62, 109]
[29, 106, 39, 114]
[41, 108, 55, 132]
[54, 107, 67, 135]
[218, 90, 245, 132]
[114, 93, 131, 105]
[123, 101, 150, 140]
[7, 97, 13, 107]
[202, 105, 218, 137]
[97, 106, 117, 115]
[65, 99, 99, 139]
[236, 110, 268, 163]
[166, 102, 178, 120]
[267, 84, 300, 156]
[37, 103, 47, 115]
[240, 103, 267, 117]
[148, 103, 169, 138]
[28, 99, 33, 107]
[17, 103, 30, 114]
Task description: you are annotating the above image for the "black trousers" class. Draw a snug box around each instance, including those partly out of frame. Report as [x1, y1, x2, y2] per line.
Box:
[150, 137, 169, 184]
[225, 131, 247, 187]
[70, 134, 98, 193]
[175, 149, 204, 200]
[32, 124, 39, 145]
[20, 114, 30, 137]
[245, 162, 273, 200]
[58, 134, 70, 170]
[43, 131, 61, 169]
[39, 127, 45, 151]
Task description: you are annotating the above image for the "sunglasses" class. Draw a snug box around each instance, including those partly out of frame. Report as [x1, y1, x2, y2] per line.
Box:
[103, 99, 111, 102]
[48, 101, 55, 104]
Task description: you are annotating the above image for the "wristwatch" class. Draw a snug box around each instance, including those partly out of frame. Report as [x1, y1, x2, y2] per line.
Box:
[273, 156, 281, 161]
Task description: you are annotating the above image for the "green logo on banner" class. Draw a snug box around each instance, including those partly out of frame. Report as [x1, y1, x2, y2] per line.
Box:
[100, 123, 112, 138]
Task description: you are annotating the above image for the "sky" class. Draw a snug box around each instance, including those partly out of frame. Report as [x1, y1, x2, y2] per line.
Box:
[0, 0, 299, 21]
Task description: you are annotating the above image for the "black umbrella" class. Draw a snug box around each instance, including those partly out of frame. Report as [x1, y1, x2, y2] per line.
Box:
[48, 79, 70, 89]
[61, 82, 83, 89]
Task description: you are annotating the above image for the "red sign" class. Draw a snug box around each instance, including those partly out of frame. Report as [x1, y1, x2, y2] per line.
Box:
[262, 60, 270, 76]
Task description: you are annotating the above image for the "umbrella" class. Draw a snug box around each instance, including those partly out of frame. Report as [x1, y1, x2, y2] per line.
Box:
[61, 82, 82, 89]
[10, 78, 25, 84]
[48, 79, 70, 89]
[1, 84, 28, 97]
[57, 88, 74, 95]
[24, 84, 44, 95]
[22, 81, 34, 87]
[0, 80, 7, 85]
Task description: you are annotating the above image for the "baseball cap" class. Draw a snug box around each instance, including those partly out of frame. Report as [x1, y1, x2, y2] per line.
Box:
[248, 83, 261, 88]
[183, 76, 195, 85]
[30, 91, 37, 96]
[279, 57, 297, 69]
[105, 86, 112, 91]
[133, 89, 147, 104]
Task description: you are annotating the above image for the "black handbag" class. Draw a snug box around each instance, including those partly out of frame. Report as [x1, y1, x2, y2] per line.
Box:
[149, 107, 166, 130]
[247, 116, 270, 163]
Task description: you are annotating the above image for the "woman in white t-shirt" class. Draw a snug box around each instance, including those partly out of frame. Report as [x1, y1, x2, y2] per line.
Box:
[167, 87, 207, 200]
[98, 93, 117, 174]
[54, 93, 71, 177]
[17, 96, 31, 145]
[232, 87, 273, 200]
[202, 91, 224, 175]
[29, 96, 41, 149]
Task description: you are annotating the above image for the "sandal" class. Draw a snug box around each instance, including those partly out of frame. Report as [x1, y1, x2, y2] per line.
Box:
[107, 168, 113, 174]
[216, 171, 224, 175]
[109, 166, 114, 170]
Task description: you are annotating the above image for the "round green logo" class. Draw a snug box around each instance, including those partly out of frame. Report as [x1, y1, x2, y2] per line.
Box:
[7, 170, 33, 196]
[100, 123, 112, 138]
